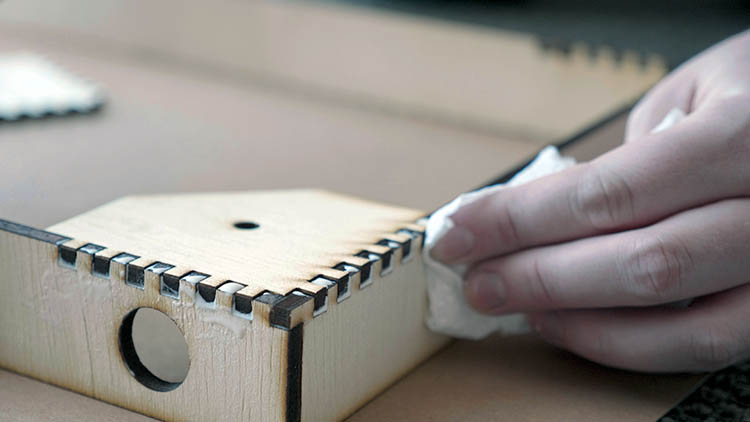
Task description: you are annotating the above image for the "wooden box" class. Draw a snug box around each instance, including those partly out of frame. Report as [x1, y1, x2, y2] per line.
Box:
[0, 190, 448, 421]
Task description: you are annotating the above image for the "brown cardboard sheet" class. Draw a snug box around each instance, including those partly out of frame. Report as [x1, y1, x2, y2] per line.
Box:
[0, 0, 665, 144]
[349, 335, 701, 422]
[0, 8, 702, 421]
[0, 369, 156, 422]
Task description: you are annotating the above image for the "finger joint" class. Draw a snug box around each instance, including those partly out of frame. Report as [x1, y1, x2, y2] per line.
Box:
[624, 236, 694, 303]
[572, 163, 636, 231]
[491, 197, 523, 251]
[529, 257, 556, 307]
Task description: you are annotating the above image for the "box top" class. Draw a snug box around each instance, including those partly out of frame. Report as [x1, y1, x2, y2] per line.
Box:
[47, 189, 426, 328]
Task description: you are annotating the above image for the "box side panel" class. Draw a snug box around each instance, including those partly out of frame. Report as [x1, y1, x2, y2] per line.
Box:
[0, 228, 287, 421]
[301, 251, 449, 422]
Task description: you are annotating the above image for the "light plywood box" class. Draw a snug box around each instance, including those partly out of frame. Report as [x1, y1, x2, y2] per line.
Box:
[0, 190, 448, 421]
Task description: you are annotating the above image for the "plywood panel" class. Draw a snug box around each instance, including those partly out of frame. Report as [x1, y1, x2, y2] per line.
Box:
[0, 0, 665, 143]
[2, 189, 449, 421]
[0, 230, 289, 421]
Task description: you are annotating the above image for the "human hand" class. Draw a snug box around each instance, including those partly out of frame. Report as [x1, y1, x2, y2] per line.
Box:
[431, 30, 750, 373]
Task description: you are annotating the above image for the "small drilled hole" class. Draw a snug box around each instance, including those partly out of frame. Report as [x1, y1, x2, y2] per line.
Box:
[119, 308, 190, 392]
[233, 221, 260, 230]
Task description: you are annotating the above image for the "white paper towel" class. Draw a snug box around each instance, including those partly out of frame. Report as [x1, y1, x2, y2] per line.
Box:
[423, 108, 687, 340]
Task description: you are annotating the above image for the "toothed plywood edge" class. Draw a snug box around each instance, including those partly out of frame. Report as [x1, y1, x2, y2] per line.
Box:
[2, 190, 448, 421]
[47, 190, 428, 329]
[0, 226, 288, 421]
[302, 242, 448, 422]
[0, 0, 665, 142]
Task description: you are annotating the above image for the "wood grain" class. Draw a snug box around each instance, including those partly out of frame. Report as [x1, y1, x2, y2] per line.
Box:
[48, 190, 426, 297]
[0, 229, 289, 421]
[302, 241, 447, 421]
[2, 190, 448, 421]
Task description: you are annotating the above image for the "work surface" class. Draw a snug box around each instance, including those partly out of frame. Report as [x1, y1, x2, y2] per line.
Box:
[2, 335, 699, 422]
[0, 4, 704, 421]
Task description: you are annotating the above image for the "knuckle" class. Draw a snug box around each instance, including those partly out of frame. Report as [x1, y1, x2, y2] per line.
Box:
[572, 164, 636, 230]
[689, 326, 742, 371]
[489, 196, 523, 251]
[623, 236, 693, 302]
[527, 258, 556, 307]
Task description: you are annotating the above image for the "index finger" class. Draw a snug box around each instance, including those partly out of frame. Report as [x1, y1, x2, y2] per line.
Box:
[430, 104, 750, 265]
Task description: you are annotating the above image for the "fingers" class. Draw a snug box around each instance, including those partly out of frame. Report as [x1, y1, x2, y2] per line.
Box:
[624, 30, 750, 143]
[528, 283, 750, 372]
[431, 100, 750, 266]
[463, 198, 750, 313]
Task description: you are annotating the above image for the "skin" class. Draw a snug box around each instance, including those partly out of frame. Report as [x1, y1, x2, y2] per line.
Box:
[431, 30, 750, 373]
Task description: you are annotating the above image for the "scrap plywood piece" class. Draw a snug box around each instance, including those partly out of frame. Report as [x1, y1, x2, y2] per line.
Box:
[0, 190, 449, 421]
[0, 0, 666, 142]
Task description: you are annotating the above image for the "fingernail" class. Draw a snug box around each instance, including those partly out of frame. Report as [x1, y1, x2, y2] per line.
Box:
[466, 271, 506, 313]
[430, 226, 475, 263]
[531, 314, 564, 344]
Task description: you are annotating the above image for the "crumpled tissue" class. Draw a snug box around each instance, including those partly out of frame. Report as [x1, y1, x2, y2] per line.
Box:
[423, 108, 686, 340]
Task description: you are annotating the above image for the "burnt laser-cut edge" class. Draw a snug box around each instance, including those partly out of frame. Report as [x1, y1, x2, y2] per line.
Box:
[328, 272, 351, 303]
[2, 217, 429, 330]
[234, 291, 254, 316]
[77, 243, 107, 278]
[307, 277, 336, 316]
[0, 218, 70, 245]
[254, 291, 284, 307]
[335, 261, 372, 290]
[146, 261, 174, 275]
[118, 307, 184, 392]
[58, 243, 79, 268]
[78, 243, 105, 255]
[126, 262, 146, 289]
[269, 291, 313, 330]
[112, 252, 139, 265]
[357, 248, 393, 276]
[93, 254, 112, 278]
[197, 283, 218, 303]
[161, 272, 184, 299]
[286, 323, 303, 422]
[180, 271, 209, 285]
[377, 237, 413, 263]
[393, 231, 419, 261]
